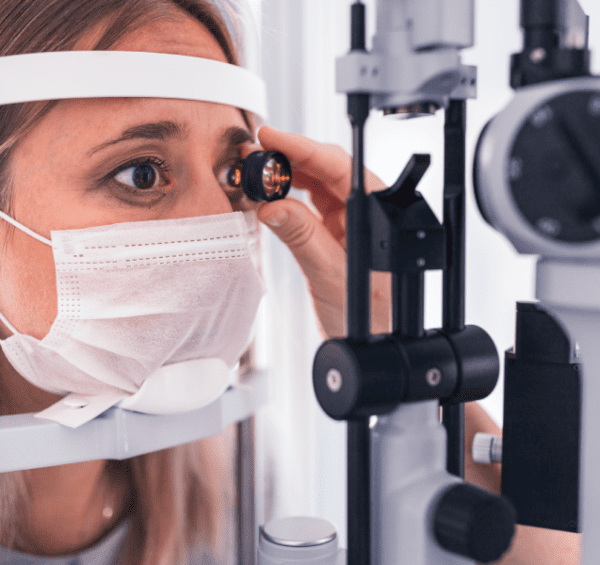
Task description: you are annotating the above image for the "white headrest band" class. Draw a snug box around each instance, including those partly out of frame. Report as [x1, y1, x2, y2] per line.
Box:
[0, 51, 268, 122]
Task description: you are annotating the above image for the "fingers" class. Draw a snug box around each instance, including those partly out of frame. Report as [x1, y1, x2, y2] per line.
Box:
[253, 127, 392, 339]
[258, 126, 386, 195]
[257, 197, 346, 339]
[258, 126, 352, 200]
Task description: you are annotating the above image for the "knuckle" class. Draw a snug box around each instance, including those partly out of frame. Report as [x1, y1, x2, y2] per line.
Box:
[284, 217, 317, 249]
[325, 143, 348, 157]
[295, 145, 319, 169]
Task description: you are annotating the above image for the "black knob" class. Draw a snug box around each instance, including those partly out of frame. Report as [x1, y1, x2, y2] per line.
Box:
[312, 337, 406, 420]
[434, 483, 517, 564]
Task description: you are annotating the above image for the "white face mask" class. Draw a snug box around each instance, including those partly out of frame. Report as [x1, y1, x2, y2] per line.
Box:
[0, 210, 265, 428]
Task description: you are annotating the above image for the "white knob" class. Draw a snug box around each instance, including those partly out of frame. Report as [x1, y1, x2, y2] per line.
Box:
[472, 433, 503, 464]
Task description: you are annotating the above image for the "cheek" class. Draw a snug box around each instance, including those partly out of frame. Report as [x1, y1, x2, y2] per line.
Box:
[0, 230, 57, 340]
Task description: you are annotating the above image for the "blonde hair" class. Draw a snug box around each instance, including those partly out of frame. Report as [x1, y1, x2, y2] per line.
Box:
[0, 0, 247, 563]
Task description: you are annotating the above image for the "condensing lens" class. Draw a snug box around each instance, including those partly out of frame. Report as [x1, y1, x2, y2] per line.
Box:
[242, 150, 292, 202]
[262, 158, 290, 198]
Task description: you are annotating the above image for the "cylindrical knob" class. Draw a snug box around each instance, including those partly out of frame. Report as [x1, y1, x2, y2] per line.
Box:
[312, 337, 407, 420]
[434, 483, 516, 564]
[258, 517, 340, 565]
[442, 325, 500, 404]
[472, 433, 503, 464]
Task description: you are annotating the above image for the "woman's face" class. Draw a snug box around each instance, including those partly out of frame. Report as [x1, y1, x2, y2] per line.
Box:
[0, 14, 255, 342]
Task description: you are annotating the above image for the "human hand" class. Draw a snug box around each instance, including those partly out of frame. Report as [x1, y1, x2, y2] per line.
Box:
[249, 125, 391, 338]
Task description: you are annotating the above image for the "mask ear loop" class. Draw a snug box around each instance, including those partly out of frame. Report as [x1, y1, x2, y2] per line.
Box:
[0, 210, 53, 246]
[0, 310, 19, 337]
[0, 210, 52, 336]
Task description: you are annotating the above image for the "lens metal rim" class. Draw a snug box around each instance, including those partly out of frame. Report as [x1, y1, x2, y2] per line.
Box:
[242, 150, 292, 202]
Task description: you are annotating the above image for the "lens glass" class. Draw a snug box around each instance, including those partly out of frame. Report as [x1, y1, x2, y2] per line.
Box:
[262, 158, 290, 199]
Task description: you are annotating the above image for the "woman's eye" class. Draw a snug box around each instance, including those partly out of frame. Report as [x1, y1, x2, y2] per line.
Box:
[218, 161, 244, 196]
[113, 162, 163, 190]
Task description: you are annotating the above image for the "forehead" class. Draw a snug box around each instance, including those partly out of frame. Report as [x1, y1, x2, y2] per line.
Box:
[111, 13, 229, 62]
[15, 97, 248, 168]
[15, 14, 247, 159]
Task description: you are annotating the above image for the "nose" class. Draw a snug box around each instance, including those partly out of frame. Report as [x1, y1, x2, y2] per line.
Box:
[199, 176, 236, 216]
[169, 167, 235, 219]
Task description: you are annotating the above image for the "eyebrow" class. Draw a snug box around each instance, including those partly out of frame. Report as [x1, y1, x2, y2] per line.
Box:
[89, 121, 253, 156]
[89, 121, 187, 155]
[220, 126, 254, 148]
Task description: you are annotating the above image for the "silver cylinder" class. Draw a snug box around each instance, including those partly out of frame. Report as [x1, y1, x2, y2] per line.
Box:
[258, 517, 344, 565]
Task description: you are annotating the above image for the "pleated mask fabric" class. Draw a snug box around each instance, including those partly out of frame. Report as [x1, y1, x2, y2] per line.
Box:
[0, 211, 265, 417]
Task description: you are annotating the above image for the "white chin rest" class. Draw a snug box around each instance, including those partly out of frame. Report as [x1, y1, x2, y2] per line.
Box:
[118, 358, 234, 415]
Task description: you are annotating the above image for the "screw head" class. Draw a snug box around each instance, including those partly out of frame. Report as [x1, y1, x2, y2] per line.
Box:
[426, 368, 442, 387]
[530, 47, 546, 64]
[326, 369, 343, 392]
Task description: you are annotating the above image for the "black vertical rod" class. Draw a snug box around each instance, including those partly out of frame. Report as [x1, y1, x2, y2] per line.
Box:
[346, 5, 371, 565]
[520, 0, 559, 51]
[392, 272, 425, 339]
[347, 419, 371, 565]
[350, 1, 366, 51]
[347, 111, 370, 342]
[443, 403, 465, 478]
[442, 99, 466, 333]
[442, 99, 467, 479]
[346, 106, 371, 565]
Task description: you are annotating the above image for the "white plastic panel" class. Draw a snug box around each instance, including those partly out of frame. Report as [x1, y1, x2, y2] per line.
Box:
[0, 370, 267, 472]
[0, 51, 268, 122]
[409, 0, 474, 50]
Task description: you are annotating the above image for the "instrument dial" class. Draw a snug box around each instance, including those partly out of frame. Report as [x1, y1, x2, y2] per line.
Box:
[508, 90, 600, 243]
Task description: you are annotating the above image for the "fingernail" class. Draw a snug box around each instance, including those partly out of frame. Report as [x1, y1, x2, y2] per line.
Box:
[263, 210, 288, 228]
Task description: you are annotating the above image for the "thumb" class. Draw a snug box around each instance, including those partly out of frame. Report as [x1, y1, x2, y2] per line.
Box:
[258, 199, 339, 271]
[257, 199, 346, 337]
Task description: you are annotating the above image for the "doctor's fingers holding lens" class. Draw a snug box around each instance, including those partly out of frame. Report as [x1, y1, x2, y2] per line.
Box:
[250, 125, 392, 338]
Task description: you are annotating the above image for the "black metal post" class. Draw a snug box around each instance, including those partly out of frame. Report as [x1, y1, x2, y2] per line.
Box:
[347, 419, 371, 565]
[442, 99, 466, 333]
[520, 0, 559, 51]
[393, 272, 425, 339]
[346, 5, 371, 565]
[347, 111, 371, 342]
[346, 112, 371, 565]
[442, 99, 467, 478]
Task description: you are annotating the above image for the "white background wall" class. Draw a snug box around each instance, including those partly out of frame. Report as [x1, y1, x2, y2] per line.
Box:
[253, 0, 600, 550]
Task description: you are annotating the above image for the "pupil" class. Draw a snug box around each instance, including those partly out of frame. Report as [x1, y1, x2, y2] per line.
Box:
[134, 164, 156, 189]
[227, 167, 242, 188]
